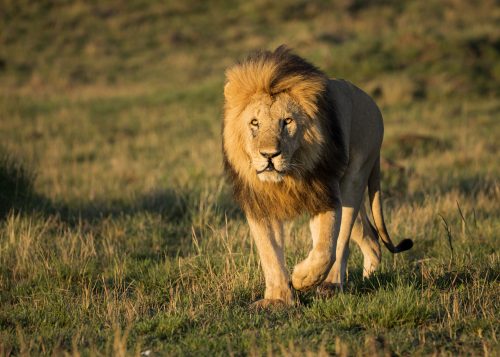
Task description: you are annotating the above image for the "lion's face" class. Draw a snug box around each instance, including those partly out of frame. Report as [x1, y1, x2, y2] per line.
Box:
[241, 93, 306, 182]
[223, 48, 330, 188]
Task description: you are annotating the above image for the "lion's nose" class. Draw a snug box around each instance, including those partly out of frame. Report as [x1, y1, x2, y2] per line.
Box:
[260, 150, 281, 159]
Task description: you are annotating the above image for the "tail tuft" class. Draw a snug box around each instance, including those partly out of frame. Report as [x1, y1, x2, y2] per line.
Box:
[394, 238, 413, 253]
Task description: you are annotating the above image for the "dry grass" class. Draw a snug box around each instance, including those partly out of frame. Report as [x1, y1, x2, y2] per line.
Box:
[0, 0, 498, 355]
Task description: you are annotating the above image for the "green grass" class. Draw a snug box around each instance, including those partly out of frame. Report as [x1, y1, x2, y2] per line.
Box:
[0, 0, 499, 355]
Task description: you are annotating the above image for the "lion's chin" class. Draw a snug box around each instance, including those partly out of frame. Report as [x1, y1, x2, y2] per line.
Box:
[257, 171, 284, 183]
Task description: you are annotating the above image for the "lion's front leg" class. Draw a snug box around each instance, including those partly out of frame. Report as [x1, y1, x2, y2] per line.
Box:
[247, 216, 295, 306]
[291, 207, 342, 291]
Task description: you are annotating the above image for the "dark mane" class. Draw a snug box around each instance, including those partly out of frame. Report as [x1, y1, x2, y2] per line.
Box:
[242, 45, 326, 95]
[223, 46, 347, 220]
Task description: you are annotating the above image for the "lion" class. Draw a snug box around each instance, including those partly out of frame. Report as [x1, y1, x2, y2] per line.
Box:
[222, 46, 413, 307]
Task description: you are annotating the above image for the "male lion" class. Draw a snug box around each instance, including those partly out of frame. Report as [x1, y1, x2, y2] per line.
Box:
[223, 46, 412, 307]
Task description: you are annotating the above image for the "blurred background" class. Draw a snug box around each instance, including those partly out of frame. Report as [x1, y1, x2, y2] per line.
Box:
[1, 0, 498, 207]
[0, 1, 499, 355]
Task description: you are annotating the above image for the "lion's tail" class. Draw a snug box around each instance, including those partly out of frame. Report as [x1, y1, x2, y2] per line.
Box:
[367, 156, 413, 254]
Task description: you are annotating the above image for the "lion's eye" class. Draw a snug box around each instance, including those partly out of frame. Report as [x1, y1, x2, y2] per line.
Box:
[284, 118, 293, 125]
[250, 119, 259, 127]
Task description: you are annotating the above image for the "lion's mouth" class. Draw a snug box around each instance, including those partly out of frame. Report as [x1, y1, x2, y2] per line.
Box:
[256, 161, 285, 175]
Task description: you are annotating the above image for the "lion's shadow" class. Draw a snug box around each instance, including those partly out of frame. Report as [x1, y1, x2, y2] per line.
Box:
[0, 151, 243, 258]
[298, 262, 499, 307]
[40, 187, 242, 227]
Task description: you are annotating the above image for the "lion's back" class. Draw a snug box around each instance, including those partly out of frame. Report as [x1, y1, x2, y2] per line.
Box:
[328, 79, 384, 160]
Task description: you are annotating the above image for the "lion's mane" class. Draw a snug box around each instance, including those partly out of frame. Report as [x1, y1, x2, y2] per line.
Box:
[223, 46, 347, 220]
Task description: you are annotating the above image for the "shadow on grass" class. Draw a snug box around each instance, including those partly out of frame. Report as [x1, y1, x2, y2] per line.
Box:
[0, 152, 36, 219]
[0, 150, 243, 257]
[43, 187, 242, 226]
[343, 263, 499, 298]
[350, 268, 419, 294]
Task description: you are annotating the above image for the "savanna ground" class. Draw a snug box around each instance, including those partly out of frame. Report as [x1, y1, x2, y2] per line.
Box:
[0, 0, 499, 355]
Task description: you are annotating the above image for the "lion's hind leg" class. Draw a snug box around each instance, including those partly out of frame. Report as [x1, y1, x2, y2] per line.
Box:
[321, 169, 373, 291]
[351, 203, 381, 278]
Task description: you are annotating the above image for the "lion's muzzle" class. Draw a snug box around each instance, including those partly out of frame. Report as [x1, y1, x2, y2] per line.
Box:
[259, 150, 281, 159]
[255, 158, 286, 182]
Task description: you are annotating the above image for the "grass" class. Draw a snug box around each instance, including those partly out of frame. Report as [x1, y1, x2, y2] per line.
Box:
[0, 0, 499, 355]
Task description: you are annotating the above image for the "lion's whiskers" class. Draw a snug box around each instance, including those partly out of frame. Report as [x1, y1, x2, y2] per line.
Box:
[287, 162, 306, 176]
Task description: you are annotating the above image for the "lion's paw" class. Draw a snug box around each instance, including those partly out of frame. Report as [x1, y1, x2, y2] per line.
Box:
[291, 256, 330, 291]
[250, 298, 290, 310]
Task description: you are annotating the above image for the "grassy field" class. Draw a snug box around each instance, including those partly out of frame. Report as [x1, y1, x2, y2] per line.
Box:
[0, 0, 499, 355]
